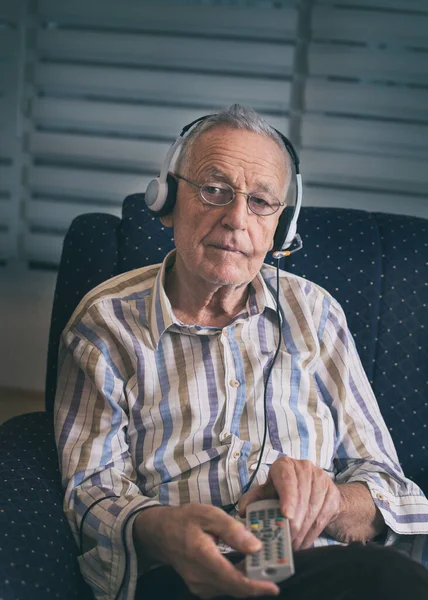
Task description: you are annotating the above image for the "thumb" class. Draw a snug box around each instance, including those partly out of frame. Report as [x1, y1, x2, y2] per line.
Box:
[238, 481, 275, 518]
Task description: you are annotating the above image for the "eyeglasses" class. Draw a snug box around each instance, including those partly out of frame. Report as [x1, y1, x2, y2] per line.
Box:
[174, 173, 284, 216]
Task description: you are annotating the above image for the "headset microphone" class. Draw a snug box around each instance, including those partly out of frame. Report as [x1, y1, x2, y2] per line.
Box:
[272, 233, 303, 259]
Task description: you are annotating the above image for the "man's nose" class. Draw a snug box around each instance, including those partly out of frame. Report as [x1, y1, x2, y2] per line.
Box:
[221, 192, 250, 230]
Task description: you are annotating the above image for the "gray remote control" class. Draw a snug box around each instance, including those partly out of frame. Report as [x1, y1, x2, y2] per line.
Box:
[245, 499, 295, 583]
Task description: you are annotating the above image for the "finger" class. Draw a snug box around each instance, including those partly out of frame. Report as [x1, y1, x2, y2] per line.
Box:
[231, 575, 280, 598]
[298, 484, 341, 550]
[211, 556, 280, 598]
[214, 517, 263, 555]
[196, 505, 263, 556]
[183, 541, 279, 599]
[268, 458, 300, 521]
[234, 558, 246, 574]
[292, 475, 330, 550]
[237, 485, 265, 518]
[278, 461, 313, 541]
[237, 481, 276, 518]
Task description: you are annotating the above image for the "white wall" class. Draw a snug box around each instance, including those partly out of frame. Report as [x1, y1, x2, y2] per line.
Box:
[0, 270, 56, 391]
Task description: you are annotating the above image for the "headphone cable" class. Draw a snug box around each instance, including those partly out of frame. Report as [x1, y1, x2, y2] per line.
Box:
[221, 260, 283, 514]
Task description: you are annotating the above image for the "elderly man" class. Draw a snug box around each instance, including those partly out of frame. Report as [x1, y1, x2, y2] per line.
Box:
[54, 105, 428, 600]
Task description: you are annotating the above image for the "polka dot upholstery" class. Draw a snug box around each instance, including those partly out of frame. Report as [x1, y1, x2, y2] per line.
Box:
[45, 213, 121, 414]
[117, 193, 175, 272]
[0, 214, 120, 598]
[278, 207, 382, 381]
[372, 214, 428, 491]
[0, 413, 93, 599]
[0, 194, 426, 598]
[282, 209, 428, 492]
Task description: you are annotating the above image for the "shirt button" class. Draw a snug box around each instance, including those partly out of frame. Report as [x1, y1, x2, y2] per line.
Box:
[233, 451, 241, 459]
[376, 493, 384, 501]
[229, 379, 240, 388]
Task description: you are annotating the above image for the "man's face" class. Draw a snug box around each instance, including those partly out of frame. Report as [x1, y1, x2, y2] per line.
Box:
[166, 126, 288, 288]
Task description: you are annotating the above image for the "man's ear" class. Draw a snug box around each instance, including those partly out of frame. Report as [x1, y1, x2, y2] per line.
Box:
[160, 213, 173, 228]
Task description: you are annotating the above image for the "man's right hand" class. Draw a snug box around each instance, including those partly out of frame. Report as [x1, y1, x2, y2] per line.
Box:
[133, 504, 280, 599]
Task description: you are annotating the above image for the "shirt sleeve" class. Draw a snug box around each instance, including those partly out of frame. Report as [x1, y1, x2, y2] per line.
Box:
[54, 325, 161, 600]
[316, 296, 428, 536]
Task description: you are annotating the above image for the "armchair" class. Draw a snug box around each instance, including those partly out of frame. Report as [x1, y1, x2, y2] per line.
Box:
[0, 194, 427, 599]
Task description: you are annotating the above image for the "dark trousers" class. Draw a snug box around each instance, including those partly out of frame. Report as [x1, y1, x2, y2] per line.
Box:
[135, 542, 428, 600]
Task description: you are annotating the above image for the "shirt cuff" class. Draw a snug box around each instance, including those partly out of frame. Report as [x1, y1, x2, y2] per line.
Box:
[111, 497, 164, 600]
[344, 474, 428, 536]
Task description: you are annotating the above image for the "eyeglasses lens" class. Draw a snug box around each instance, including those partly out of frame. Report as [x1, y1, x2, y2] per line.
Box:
[201, 183, 233, 205]
[200, 181, 280, 215]
[248, 195, 280, 216]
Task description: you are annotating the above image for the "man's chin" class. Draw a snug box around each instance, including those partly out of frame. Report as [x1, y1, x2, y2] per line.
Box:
[200, 265, 251, 287]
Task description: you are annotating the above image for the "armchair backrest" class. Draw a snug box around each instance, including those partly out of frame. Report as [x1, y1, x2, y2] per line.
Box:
[46, 194, 428, 491]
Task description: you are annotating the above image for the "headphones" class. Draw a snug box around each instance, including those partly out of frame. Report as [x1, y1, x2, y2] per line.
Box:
[144, 115, 303, 259]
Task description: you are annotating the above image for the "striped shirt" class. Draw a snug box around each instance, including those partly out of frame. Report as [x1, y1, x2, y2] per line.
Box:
[54, 250, 428, 600]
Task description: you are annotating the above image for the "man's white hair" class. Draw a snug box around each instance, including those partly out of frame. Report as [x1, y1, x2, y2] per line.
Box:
[174, 104, 292, 190]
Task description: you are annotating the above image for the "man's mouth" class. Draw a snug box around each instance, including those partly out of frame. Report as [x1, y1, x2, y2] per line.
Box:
[210, 244, 245, 255]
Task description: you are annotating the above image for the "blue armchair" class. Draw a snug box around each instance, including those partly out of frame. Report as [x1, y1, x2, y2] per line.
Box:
[0, 194, 427, 599]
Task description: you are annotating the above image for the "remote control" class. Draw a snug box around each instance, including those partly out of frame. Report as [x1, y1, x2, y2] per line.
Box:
[245, 499, 294, 583]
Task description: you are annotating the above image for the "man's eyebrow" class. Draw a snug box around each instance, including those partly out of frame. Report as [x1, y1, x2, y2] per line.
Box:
[202, 166, 228, 181]
[202, 166, 276, 194]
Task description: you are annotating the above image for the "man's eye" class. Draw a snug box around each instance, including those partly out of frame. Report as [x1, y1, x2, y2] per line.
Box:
[251, 196, 270, 207]
[205, 185, 227, 195]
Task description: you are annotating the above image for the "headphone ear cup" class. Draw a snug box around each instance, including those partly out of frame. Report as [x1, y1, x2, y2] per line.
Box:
[147, 172, 178, 217]
[273, 207, 291, 253]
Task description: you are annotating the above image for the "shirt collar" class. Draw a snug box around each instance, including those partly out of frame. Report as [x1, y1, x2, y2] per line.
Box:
[149, 251, 278, 348]
[149, 250, 178, 348]
[247, 269, 278, 317]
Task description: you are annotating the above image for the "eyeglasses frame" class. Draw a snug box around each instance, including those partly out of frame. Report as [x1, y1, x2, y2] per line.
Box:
[172, 172, 285, 217]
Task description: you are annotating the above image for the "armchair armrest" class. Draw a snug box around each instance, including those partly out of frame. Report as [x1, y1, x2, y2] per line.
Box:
[0, 412, 93, 599]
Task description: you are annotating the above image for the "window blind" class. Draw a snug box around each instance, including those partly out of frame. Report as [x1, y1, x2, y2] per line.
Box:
[24, 0, 295, 267]
[301, 0, 428, 217]
[0, 0, 24, 265]
[1, 0, 427, 270]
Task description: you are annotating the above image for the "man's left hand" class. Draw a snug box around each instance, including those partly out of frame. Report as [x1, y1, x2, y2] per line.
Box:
[238, 456, 341, 550]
